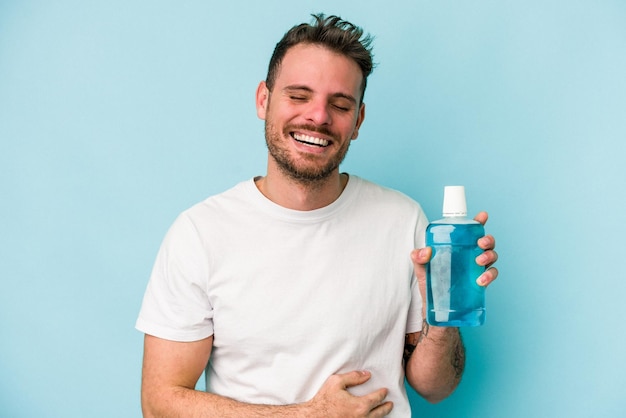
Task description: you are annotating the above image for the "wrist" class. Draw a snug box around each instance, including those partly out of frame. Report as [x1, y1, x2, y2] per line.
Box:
[420, 322, 459, 343]
[297, 400, 322, 418]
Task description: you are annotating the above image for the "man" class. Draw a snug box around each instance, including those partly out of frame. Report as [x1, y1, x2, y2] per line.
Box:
[136, 14, 499, 417]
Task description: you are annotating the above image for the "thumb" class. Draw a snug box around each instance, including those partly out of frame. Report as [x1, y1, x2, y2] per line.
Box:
[411, 248, 431, 301]
[411, 247, 432, 266]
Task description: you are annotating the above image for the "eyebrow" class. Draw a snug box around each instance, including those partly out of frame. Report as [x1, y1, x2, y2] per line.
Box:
[283, 85, 357, 105]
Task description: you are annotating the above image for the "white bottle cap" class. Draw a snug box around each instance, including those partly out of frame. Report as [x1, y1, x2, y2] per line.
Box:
[442, 186, 467, 217]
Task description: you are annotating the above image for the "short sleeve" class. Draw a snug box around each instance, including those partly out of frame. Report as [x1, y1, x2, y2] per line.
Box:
[405, 205, 428, 333]
[135, 213, 214, 342]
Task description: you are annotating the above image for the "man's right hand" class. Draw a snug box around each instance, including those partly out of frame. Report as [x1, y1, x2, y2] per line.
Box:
[142, 335, 393, 417]
[303, 370, 393, 417]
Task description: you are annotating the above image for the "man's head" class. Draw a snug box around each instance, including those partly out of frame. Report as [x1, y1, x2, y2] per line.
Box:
[265, 13, 375, 106]
[255, 14, 373, 186]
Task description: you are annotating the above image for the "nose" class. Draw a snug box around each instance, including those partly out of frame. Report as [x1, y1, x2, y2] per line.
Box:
[304, 98, 331, 126]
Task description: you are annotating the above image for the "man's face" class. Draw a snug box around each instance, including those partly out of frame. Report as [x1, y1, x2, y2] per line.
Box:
[256, 43, 366, 183]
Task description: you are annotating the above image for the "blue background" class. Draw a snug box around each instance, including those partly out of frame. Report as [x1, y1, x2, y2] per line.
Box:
[1, 1, 625, 417]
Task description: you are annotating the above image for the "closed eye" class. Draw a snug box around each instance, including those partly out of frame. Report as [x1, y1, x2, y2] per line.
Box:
[332, 104, 351, 112]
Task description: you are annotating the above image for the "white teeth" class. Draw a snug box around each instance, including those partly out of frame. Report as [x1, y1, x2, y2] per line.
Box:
[293, 133, 329, 147]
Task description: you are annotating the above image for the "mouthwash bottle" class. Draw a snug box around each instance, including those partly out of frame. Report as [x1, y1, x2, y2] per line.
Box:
[426, 186, 485, 327]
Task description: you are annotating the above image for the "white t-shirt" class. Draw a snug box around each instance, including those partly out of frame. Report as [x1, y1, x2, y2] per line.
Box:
[136, 175, 428, 417]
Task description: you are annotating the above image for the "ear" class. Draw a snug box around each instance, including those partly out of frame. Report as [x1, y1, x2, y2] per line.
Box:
[256, 81, 269, 120]
[351, 102, 366, 140]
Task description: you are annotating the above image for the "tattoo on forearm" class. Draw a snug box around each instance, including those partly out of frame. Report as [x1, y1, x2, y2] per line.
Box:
[418, 319, 429, 344]
[403, 333, 418, 365]
[403, 320, 430, 364]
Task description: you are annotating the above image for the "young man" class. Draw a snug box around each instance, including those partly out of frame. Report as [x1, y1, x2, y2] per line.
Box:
[136, 14, 499, 417]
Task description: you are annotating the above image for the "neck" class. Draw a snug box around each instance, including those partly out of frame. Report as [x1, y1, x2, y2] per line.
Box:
[255, 168, 349, 211]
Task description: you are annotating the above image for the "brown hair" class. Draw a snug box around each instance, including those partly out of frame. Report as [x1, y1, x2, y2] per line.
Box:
[265, 13, 375, 104]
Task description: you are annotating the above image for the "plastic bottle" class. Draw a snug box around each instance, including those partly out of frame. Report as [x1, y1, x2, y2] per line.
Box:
[426, 186, 485, 326]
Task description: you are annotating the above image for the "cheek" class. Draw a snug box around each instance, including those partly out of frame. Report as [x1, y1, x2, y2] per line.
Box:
[345, 118, 361, 139]
[265, 104, 292, 126]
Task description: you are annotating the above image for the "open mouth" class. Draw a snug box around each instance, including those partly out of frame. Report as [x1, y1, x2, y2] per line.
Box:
[292, 132, 330, 148]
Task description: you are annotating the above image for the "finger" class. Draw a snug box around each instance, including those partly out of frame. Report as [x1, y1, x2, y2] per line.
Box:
[369, 400, 394, 417]
[476, 249, 498, 267]
[410, 247, 432, 266]
[361, 388, 390, 412]
[477, 234, 496, 250]
[477, 266, 499, 287]
[337, 370, 372, 389]
[473, 211, 488, 225]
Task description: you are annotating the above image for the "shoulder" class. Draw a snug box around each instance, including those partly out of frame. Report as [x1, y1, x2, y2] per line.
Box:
[181, 178, 255, 221]
[351, 175, 424, 213]
[346, 175, 429, 234]
[160, 179, 256, 243]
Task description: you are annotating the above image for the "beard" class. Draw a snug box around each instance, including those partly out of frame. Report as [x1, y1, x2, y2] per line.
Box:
[264, 120, 351, 185]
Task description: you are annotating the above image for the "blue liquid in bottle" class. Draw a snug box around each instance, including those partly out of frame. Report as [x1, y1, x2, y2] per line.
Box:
[426, 187, 486, 327]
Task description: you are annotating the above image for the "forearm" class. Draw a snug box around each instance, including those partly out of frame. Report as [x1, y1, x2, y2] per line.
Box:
[141, 335, 312, 418]
[141, 335, 390, 418]
[142, 386, 313, 418]
[404, 322, 465, 403]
